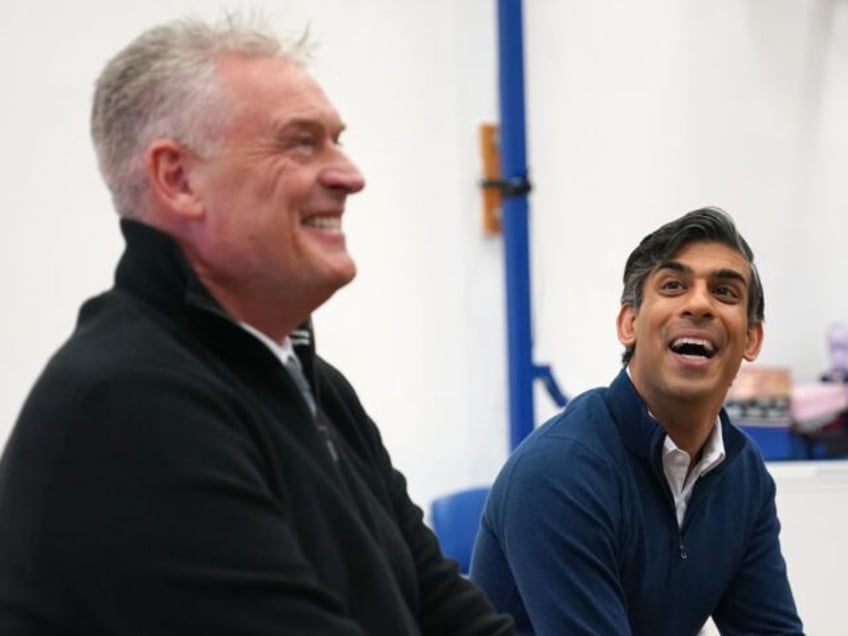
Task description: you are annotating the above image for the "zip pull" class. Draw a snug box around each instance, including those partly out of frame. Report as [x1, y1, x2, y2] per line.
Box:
[316, 420, 339, 462]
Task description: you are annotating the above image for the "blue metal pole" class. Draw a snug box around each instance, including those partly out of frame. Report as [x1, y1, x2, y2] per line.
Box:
[497, 0, 535, 450]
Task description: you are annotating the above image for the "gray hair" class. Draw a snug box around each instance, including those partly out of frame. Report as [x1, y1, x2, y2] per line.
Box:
[90, 15, 310, 219]
[620, 206, 765, 365]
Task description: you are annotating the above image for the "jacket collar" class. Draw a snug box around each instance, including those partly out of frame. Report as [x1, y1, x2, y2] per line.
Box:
[114, 218, 205, 316]
[604, 368, 746, 465]
[113, 219, 318, 380]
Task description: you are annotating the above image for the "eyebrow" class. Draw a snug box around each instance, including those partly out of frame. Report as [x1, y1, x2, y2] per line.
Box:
[656, 261, 690, 276]
[713, 268, 748, 285]
[657, 260, 748, 285]
[271, 117, 346, 137]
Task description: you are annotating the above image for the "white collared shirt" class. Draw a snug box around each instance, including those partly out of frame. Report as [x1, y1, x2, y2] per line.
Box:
[238, 321, 298, 368]
[662, 420, 725, 526]
[238, 322, 317, 417]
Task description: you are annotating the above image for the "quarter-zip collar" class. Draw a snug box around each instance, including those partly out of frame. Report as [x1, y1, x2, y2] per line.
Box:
[113, 219, 319, 394]
[604, 368, 746, 472]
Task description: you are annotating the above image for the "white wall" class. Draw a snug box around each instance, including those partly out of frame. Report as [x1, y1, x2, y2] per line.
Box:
[2, 0, 848, 630]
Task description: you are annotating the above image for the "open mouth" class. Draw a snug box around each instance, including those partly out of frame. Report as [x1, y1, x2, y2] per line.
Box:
[670, 337, 716, 359]
[303, 215, 341, 230]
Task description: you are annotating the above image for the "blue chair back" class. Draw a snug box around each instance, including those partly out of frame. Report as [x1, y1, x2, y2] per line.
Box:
[430, 486, 490, 574]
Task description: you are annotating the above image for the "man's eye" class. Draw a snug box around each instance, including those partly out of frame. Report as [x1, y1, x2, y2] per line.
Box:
[295, 134, 316, 151]
[277, 133, 317, 156]
[661, 280, 683, 292]
[714, 285, 740, 300]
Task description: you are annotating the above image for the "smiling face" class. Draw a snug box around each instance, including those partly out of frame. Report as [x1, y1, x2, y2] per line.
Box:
[617, 240, 764, 414]
[178, 54, 365, 335]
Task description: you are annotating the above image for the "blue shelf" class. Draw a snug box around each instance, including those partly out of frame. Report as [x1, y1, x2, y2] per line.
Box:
[738, 425, 806, 461]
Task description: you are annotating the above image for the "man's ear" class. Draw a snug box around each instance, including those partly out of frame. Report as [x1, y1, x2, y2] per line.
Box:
[145, 139, 205, 220]
[617, 304, 638, 348]
[744, 321, 764, 362]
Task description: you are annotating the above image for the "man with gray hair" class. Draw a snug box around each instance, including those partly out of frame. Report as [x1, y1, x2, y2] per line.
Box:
[471, 207, 803, 634]
[0, 16, 514, 635]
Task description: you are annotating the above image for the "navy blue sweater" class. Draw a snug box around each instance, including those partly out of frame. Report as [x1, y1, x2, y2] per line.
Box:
[470, 370, 803, 635]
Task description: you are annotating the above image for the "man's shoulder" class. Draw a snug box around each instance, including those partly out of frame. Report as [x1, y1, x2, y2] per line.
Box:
[527, 385, 615, 446]
[498, 386, 621, 481]
[484, 385, 632, 535]
[21, 290, 214, 422]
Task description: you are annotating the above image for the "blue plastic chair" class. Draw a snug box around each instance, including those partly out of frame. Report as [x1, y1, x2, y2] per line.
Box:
[430, 487, 490, 574]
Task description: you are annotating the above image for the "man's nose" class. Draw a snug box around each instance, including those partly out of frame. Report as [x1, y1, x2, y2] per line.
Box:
[682, 282, 714, 318]
[322, 150, 366, 194]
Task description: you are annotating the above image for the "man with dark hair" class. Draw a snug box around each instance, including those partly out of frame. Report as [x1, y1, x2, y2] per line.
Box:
[0, 16, 514, 635]
[470, 207, 803, 634]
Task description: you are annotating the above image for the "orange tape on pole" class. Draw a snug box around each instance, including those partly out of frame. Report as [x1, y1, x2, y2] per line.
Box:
[479, 123, 502, 235]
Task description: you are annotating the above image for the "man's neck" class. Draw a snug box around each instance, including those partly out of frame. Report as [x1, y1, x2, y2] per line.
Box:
[625, 366, 723, 458]
[171, 232, 326, 342]
[648, 399, 719, 459]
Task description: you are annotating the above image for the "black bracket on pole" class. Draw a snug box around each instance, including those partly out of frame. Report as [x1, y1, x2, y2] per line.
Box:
[479, 176, 533, 198]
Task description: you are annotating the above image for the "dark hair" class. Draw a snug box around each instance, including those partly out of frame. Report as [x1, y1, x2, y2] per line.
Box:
[620, 206, 765, 365]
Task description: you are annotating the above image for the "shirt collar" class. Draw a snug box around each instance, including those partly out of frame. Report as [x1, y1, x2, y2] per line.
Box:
[661, 414, 726, 475]
[238, 321, 297, 367]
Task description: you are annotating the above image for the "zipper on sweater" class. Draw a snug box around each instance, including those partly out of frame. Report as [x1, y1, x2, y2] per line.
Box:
[315, 417, 340, 462]
[658, 471, 688, 560]
[675, 468, 721, 561]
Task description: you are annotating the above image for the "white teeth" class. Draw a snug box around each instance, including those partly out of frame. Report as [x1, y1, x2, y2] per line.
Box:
[672, 337, 714, 352]
[304, 216, 341, 229]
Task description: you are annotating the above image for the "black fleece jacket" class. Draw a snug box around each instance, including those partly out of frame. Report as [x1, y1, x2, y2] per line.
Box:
[0, 220, 514, 636]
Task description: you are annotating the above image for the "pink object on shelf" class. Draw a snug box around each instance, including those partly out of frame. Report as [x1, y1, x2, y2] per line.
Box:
[790, 383, 848, 432]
